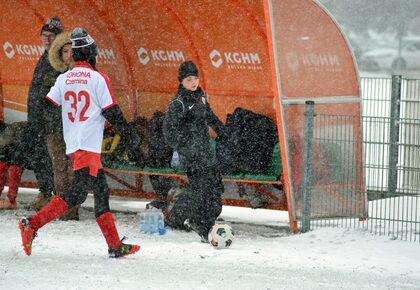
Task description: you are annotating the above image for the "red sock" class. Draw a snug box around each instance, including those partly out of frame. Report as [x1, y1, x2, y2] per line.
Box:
[7, 165, 22, 204]
[96, 212, 121, 249]
[30, 195, 69, 230]
[0, 161, 8, 193]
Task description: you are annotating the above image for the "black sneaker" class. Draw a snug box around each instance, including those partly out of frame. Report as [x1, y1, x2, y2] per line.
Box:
[146, 199, 168, 211]
[183, 219, 210, 243]
[108, 237, 140, 258]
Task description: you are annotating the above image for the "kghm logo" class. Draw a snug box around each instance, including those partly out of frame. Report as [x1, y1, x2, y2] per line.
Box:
[286, 51, 341, 72]
[137, 47, 185, 67]
[210, 50, 223, 68]
[137, 47, 149, 65]
[209, 49, 262, 70]
[3, 41, 44, 61]
[286, 52, 299, 71]
[3, 42, 14, 59]
[96, 48, 116, 65]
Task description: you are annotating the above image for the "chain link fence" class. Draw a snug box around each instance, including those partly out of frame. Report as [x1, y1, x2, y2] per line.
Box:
[302, 76, 420, 242]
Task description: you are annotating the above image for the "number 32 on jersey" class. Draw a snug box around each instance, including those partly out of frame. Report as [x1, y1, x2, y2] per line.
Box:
[64, 90, 90, 123]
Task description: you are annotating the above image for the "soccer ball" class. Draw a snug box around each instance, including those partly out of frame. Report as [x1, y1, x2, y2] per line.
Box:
[208, 224, 235, 249]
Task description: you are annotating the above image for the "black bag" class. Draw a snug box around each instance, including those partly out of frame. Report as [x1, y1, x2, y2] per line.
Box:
[216, 108, 278, 175]
[148, 111, 174, 196]
[148, 111, 173, 167]
[101, 117, 148, 167]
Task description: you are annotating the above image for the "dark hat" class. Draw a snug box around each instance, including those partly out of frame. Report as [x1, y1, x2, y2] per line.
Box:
[40, 16, 64, 36]
[70, 28, 98, 66]
[178, 61, 199, 82]
[70, 28, 96, 49]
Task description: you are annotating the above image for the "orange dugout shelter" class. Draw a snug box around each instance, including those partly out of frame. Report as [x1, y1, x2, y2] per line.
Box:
[0, 0, 362, 233]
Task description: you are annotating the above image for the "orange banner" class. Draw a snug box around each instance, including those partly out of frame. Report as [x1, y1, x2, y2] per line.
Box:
[270, 0, 359, 98]
[1, 0, 273, 96]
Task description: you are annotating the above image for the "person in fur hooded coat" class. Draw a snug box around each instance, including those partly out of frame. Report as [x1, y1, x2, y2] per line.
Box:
[44, 32, 80, 220]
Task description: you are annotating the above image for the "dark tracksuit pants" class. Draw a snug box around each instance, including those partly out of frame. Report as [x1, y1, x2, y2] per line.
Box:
[32, 134, 55, 196]
[61, 168, 110, 217]
[187, 165, 223, 231]
[166, 160, 223, 234]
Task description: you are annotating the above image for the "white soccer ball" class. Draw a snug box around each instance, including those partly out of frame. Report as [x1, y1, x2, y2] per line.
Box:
[208, 224, 235, 249]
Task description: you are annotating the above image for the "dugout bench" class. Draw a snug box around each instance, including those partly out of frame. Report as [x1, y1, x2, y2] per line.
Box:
[104, 143, 287, 210]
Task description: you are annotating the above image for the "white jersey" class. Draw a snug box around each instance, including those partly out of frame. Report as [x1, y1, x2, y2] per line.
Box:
[46, 61, 117, 154]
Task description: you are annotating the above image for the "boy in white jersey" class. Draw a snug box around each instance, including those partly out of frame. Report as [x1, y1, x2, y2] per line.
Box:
[18, 28, 140, 258]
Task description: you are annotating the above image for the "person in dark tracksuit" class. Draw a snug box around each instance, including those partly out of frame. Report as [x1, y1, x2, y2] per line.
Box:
[163, 60, 226, 242]
[21, 16, 65, 210]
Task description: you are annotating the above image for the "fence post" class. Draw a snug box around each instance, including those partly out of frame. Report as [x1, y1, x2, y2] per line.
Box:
[301, 101, 315, 233]
[388, 75, 401, 195]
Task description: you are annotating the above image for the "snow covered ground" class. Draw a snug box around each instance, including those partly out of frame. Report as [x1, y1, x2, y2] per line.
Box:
[1, 189, 420, 290]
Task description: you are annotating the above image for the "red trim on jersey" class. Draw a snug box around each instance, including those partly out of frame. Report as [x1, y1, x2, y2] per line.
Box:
[70, 150, 102, 177]
[102, 103, 117, 111]
[98, 71, 118, 106]
[73, 61, 94, 70]
[45, 96, 59, 106]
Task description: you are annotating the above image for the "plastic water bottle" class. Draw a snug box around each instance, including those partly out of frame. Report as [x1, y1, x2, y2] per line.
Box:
[150, 208, 159, 234]
[171, 151, 180, 168]
[157, 210, 166, 235]
[139, 211, 149, 233]
[139, 209, 166, 235]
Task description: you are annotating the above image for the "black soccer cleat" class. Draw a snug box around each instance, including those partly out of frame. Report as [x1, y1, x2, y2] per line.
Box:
[108, 237, 140, 258]
[184, 219, 210, 243]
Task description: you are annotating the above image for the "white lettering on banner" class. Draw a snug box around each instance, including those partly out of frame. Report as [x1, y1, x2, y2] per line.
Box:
[224, 52, 261, 65]
[301, 53, 340, 67]
[250, 53, 261, 64]
[151, 50, 185, 62]
[16, 45, 43, 56]
[97, 48, 115, 59]
[241, 53, 250, 64]
[286, 51, 342, 72]
[286, 52, 299, 71]
[210, 49, 262, 70]
[96, 48, 117, 65]
[3, 41, 44, 61]
[167, 51, 175, 61]
[153, 63, 175, 68]
[137, 47, 185, 66]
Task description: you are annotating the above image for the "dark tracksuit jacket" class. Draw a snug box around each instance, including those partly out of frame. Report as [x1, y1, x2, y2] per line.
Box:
[163, 85, 225, 234]
[22, 52, 57, 194]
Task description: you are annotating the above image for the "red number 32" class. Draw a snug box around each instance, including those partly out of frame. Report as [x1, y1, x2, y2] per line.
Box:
[64, 90, 90, 123]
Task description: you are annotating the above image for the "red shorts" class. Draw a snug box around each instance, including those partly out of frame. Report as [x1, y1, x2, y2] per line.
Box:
[70, 150, 102, 177]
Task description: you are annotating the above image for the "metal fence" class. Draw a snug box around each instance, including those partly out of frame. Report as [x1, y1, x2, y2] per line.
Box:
[303, 76, 420, 242]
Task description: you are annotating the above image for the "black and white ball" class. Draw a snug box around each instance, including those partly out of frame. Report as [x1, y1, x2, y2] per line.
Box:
[208, 224, 235, 249]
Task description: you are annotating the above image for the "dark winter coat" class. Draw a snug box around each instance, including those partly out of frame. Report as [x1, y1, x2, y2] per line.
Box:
[163, 85, 225, 171]
[27, 51, 60, 136]
[22, 51, 57, 194]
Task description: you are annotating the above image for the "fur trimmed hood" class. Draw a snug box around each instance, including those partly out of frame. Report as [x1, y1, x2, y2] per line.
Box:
[49, 32, 73, 72]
